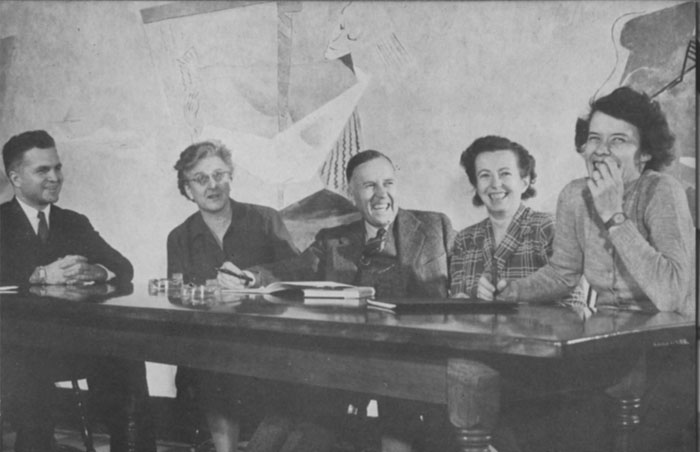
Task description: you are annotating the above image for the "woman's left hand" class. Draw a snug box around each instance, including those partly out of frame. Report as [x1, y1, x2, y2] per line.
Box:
[586, 156, 624, 223]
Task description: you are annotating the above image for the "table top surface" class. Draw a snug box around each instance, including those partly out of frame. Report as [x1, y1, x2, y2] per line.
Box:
[1, 283, 694, 358]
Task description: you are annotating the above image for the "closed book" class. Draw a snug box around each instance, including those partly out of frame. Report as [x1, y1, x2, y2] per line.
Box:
[225, 281, 375, 300]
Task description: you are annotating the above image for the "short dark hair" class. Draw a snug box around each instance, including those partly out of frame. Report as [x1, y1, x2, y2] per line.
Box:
[459, 135, 537, 207]
[574, 117, 588, 153]
[174, 141, 233, 199]
[577, 86, 675, 171]
[345, 149, 394, 182]
[2, 130, 56, 175]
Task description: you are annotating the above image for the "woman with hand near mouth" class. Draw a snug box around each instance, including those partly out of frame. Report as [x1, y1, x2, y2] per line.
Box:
[486, 87, 694, 316]
[450, 135, 563, 301]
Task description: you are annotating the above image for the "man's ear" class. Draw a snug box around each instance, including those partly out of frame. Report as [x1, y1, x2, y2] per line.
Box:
[7, 169, 20, 188]
[639, 153, 651, 163]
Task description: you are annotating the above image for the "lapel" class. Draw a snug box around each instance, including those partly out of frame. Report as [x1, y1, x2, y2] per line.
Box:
[337, 219, 365, 268]
[481, 219, 496, 279]
[491, 205, 528, 273]
[8, 198, 42, 245]
[46, 203, 65, 244]
[396, 209, 426, 267]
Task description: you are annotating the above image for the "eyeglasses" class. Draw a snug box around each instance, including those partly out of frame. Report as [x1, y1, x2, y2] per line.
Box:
[185, 170, 232, 187]
[584, 135, 638, 154]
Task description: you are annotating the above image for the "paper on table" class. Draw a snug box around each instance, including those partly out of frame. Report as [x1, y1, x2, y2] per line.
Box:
[223, 281, 375, 299]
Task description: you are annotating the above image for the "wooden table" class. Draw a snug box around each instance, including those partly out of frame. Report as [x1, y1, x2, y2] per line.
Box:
[1, 284, 694, 452]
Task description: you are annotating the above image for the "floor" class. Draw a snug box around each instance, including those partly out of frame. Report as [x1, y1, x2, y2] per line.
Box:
[1, 429, 236, 452]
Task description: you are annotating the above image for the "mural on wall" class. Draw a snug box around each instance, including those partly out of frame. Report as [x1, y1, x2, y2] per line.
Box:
[140, 1, 423, 244]
[197, 67, 369, 185]
[141, 2, 367, 202]
[287, 0, 422, 240]
[0, 36, 17, 201]
[594, 1, 696, 219]
[303, 1, 421, 231]
[324, 1, 416, 89]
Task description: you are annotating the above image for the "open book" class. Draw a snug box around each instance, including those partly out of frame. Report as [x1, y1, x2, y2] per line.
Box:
[224, 281, 375, 300]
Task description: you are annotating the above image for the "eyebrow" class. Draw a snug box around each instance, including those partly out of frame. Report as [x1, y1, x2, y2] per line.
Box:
[35, 164, 61, 171]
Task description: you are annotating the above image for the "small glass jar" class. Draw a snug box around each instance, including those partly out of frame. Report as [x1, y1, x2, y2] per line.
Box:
[204, 279, 221, 299]
[168, 273, 184, 296]
[147, 278, 160, 295]
[180, 283, 195, 300]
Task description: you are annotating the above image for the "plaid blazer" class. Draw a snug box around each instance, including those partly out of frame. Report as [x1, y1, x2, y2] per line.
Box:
[449, 205, 553, 298]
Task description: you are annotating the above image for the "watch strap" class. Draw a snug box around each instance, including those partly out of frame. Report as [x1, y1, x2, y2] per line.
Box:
[604, 212, 627, 230]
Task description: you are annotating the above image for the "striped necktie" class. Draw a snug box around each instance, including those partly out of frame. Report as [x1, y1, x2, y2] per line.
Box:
[360, 227, 387, 265]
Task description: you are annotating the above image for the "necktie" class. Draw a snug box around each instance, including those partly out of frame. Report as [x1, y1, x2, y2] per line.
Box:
[361, 227, 387, 264]
[37, 211, 49, 243]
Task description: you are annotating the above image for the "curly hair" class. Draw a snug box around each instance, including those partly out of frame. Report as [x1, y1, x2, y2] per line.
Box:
[577, 87, 675, 171]
[173, 141, 233, 199]
[459, 135, 537, 207]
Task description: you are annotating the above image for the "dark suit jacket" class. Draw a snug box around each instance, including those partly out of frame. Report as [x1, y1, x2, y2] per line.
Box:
[253, 209, 455, 297]
[167, 198, 299, 284]
[0, 198, 134, 285]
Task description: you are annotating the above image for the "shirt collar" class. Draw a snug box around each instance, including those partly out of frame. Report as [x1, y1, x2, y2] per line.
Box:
[511, 203, 527, 224]
[364, 220, 392, 242]
[16, 197, 51, 230]
[190, 198, 235, 239]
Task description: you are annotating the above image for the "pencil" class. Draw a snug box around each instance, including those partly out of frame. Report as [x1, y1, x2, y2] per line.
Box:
[216, 266, 253, 284]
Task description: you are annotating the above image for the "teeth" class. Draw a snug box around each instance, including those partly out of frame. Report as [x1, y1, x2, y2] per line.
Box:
[489, 193, 506, 200]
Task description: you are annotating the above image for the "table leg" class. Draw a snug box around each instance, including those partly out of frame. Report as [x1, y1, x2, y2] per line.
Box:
[447, 359, 500, 452]
[606, 352, 646, 452]
[125, 391, 138, 452]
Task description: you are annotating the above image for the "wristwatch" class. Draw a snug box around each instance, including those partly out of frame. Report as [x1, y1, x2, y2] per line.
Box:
[604, 212, 627, 230]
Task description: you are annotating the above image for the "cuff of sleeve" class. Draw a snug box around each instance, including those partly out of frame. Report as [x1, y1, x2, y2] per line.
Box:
[97, 264, 116, 281]
[607, 219, 637, 248]
[245, 270, 259, 288]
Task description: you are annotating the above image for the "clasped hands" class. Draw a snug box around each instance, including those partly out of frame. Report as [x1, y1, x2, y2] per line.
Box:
[30, 255, 108, 285]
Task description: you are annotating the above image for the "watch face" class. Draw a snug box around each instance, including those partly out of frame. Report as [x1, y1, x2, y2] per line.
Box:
[613, 213, 626, 224]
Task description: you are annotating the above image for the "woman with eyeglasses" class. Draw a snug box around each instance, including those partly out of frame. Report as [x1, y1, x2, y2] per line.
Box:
[485, 87, 694, 315]
[482, 88, 695, 452]
[168, 140, 299, 452]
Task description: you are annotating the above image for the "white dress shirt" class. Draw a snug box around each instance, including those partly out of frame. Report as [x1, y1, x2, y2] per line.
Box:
[16, 198, 115, 280]
[364, 221, 393, 243]
[16, 197, 51, 234]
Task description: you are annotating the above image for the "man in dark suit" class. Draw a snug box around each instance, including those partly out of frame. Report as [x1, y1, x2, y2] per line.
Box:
[219, 149, 455, 452]
[0, 130, 155, 452]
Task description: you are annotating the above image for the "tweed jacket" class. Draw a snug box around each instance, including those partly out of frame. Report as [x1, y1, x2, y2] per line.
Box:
[252, 208, 455, 298]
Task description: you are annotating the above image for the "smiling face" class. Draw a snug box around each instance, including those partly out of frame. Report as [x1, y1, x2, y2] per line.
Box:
[349, 157, 398, 228]
[474, 149, 530, 220]
[9, 147, 63, 209]
[582, 112, 649, 184]
[184, 155, 232, 214]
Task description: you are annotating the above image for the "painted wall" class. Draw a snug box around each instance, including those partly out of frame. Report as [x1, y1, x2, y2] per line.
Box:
[0, 1, 694, 396]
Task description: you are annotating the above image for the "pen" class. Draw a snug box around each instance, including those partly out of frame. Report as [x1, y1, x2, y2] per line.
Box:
[216, 266, 253, 285]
